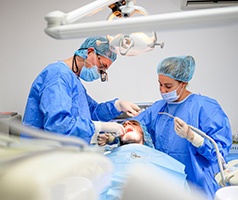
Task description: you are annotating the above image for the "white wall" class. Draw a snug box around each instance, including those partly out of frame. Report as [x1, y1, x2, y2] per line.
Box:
[1, 0, 238, 133]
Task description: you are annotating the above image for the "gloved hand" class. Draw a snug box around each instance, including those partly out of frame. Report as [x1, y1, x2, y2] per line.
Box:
[91, 121, 125, 144]
[115, 100, 141, 117]
[174, 117, 204, 147]
[93, 121, 125, 136]
[97, 133, 117, 146]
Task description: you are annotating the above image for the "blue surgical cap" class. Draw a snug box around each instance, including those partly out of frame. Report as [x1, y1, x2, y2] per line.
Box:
[140, 123, 154, 148]
[75, 36, 117, 62]
[157, 55, 195, 82]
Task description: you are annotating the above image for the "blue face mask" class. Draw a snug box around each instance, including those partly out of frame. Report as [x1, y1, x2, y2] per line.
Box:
[79, 65, 100, 82]
[161, 83, 183, 102]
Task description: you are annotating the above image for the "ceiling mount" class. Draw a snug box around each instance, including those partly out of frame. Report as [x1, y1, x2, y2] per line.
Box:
[108, 0, 126, 18]
[181, 0, 238, 10]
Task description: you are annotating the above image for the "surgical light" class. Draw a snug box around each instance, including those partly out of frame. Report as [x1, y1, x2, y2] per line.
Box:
[106, 0, 164, 56]
[44, 0, 164, 56]
[108, 32, 164, 56]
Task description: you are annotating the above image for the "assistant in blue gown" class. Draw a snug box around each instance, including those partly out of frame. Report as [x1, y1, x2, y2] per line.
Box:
[132, 56, 232, 200]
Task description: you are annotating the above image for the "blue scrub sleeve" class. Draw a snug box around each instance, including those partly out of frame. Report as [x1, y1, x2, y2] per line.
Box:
[87, 96, 122, 121]
[38, 75, 95, 143]
[195, 107, 232, 162]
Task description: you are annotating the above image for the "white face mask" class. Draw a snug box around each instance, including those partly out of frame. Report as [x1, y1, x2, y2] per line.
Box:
[161, 83, 183, 103]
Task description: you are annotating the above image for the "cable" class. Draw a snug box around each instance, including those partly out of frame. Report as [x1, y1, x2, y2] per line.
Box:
[158, 111, 227, 186]
[188, 125, 226, 186]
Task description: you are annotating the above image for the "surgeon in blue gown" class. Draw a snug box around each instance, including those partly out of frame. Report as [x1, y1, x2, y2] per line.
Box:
[22, 36, 141, 143]
[132, 55, 232, 200]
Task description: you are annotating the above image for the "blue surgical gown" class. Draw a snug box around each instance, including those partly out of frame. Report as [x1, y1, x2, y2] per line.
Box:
[132, 94, 232, 200]
[99, 144, 188, 200]
[22, 61, 122, 143]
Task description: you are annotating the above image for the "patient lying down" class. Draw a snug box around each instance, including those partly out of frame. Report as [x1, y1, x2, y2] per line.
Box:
[98, 120, 189, 200]
[97, 120, 154, 148]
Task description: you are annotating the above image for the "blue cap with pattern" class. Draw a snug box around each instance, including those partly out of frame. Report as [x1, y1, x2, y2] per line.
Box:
[157, 55, 195, 82]
[140, 123, 154, 148]
[75, 36, 117, 62]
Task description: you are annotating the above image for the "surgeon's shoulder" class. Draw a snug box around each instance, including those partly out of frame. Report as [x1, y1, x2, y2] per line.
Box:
[191, 93, 220, 107]
[147, 99, 166, 109]
[45, 61, 71, 73]
[39, 61, 74, 79]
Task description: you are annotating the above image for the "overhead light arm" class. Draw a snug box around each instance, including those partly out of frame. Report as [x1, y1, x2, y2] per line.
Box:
[45, 0, 117, 27]
[45, 4, 238, 40]
[45, 0, 165, 56]
[44, 1, 238, 56]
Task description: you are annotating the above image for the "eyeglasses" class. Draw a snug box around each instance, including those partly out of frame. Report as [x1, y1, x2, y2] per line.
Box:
[97, 56, 108, 82]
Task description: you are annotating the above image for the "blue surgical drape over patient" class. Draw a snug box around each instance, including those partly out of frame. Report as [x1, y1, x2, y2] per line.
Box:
[99, 144, 188, 200]
[22, 61, 121, 143]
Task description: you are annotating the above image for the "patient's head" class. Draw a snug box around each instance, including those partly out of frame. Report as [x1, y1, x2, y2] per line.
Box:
[120, 120, 144, 145]
[97, 120, 154, 148]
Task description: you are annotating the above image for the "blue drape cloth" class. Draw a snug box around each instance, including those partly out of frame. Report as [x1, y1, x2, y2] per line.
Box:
[99, 144, 188, 200]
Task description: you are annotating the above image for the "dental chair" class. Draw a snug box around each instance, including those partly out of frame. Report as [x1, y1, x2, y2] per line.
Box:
[0, 122, 113, 200]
